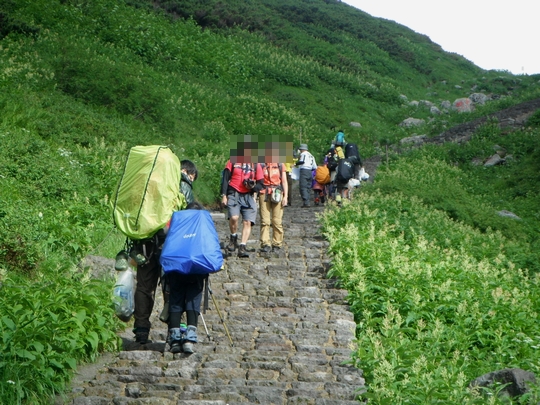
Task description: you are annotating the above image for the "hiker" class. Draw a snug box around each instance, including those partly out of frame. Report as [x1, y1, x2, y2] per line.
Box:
[331, 130, 346, 148]
[335, 158, 356, 202]
[111, 146, 192, 345]
[324, 141, 345, 200]
[258, 162, 288, 253]
[295, 144, 317, 208]
[221, 160, 264, 257]
[344, 142, 363, 182]
[162, 202, 215, 354]
[156, 159, 199, 327]
[312, 163, 331, 206]
[131, 160, 198, 344]
[180, 159, 198, 205]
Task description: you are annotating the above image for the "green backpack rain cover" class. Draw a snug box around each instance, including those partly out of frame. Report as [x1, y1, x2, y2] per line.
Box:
[111, 145, 187, 240]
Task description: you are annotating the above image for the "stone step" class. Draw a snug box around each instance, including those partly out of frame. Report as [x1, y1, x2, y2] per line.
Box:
[60, 203, 365, 404]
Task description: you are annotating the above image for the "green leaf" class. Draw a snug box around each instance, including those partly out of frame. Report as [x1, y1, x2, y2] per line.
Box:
[75, 310, 87, 323]
[65, 357, 77, 370]
[16, 349, 36, 361]
[31, 341, 45, 353]
[86, 331, 99, 352]
[49, 359, 63, 369]
[2, 316, 16, 331]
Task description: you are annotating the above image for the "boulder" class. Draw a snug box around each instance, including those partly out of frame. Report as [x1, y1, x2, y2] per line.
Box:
[420, 100, 434, 107]
[400, 135, 427, 145]
[399, 118, 425, 128]
[430, 106, 442, 115]
[469, 93, 489, 105]
[470, 368, 535, 397]
[484, 154, 504, 167]
[440, 100, 451, 109]
[452, 98, 474, 113]
[497, 210, 521, 220]
[349, 121, 362, 127]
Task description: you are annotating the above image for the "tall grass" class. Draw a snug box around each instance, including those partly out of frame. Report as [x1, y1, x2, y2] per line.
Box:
[321, 135, 540, 402]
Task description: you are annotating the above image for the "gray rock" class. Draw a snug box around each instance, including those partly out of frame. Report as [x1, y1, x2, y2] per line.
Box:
[430, 106, 442, 115]
[470, 368, 536, 397]
[420, 100, 435, 107]
[440, 100, 451, 109]
[484, 154, 504, 167]
[400, 135, 427, 145]
[452, 97, 474, 113]
[469, 92, 489, 105]
[399, 118, 425, 127]
[497, 210, 521, 220]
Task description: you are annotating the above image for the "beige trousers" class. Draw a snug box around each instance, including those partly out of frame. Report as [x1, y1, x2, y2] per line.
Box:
[259, 195, 284, 247]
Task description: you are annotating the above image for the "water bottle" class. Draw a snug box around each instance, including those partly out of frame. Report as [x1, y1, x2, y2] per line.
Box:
[113, 268, 135, 322]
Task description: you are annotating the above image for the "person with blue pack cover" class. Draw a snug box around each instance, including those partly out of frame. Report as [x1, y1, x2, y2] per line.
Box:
[160, 202, 223, 354]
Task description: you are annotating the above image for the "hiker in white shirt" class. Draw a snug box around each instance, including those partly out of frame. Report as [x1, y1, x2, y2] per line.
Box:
[295, 144, 317, 208]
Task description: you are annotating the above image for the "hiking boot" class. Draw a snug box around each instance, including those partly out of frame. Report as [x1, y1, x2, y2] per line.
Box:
[272, 246, 281, 253]
[170, 340, 183, 353]
[114, 250, 129, 271]
[238, 244, 249, 258]
[302, 203, 310, 208]
[259, 245, 272, 253]
[168, 327, 183, 353]
[134, 328, 150, 344]
[227, 234, 238, 252]
[182, 341, 195, 354]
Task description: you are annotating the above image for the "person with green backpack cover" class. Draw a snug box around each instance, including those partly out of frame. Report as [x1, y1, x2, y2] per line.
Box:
[110, 145, 192, 345]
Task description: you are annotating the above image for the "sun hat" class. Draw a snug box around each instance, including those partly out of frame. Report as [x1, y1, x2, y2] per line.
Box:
[299, 144, 308, 150]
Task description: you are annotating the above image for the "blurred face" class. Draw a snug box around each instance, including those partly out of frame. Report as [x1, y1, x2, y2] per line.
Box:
[230, 135, 294, 164]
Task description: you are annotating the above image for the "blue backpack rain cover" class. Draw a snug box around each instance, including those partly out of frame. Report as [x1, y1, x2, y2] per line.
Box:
[160, 210, 223, 275]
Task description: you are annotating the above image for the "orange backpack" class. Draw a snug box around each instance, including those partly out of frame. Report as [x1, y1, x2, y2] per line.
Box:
[314, 165, 331, 185]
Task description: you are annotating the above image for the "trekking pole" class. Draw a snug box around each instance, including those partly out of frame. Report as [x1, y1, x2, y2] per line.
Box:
[199, 314, 211, 342]
[209, 285, 234, 347]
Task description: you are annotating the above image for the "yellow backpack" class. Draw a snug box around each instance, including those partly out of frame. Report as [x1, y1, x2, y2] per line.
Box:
[111, 145, 186, 240]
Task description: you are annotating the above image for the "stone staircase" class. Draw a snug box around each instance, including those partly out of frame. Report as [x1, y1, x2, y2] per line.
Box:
[59, 202, 365, 404]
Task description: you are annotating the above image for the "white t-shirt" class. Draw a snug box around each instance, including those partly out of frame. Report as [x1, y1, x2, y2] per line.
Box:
[298, 151, 317, 170]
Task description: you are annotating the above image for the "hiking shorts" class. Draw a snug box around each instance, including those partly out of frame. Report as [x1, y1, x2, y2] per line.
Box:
[227, 191, 257, 224]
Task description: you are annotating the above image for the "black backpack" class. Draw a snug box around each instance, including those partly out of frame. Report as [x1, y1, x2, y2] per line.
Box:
[336, 158, 355, 183]
[345, 143, 362, 166]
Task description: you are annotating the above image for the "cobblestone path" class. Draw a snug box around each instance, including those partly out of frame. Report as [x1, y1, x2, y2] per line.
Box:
[60, 201, 365, 404]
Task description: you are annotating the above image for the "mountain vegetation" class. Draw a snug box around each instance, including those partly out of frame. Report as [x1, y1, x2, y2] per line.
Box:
[1, 0, 539, 403]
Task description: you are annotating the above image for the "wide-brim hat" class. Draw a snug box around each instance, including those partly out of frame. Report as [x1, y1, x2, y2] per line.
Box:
[299, 143, 308, 150]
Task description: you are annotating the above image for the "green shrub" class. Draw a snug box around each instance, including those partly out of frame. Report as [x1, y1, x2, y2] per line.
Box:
[527, 109, 540, 127]
[322, 191, 540, 403]
[0, 265, 120, 405]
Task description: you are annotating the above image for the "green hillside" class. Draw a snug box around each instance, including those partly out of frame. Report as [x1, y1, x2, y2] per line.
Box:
[1, 0, 540, 403]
